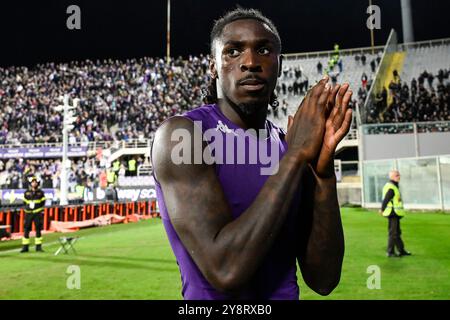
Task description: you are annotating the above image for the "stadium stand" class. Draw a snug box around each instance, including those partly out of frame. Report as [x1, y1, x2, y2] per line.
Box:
[401, 43, 450, 85]
[0, 55, 209, 144]
[364, 40, 450, 125]
[267, 47, 382, 129]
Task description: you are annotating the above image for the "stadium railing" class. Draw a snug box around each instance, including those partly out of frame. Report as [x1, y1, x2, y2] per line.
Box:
[0, 139, 150, 151]
[399, 37, 450, 51]
[137, 164, 153, 176]
[283, 44, 385, 61]
[362, 120, 450, 135]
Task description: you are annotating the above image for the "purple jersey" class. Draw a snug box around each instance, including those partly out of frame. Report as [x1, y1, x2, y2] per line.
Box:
[154, 104, 300, 300]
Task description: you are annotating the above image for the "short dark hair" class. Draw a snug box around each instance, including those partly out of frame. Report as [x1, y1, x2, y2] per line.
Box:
[210, 7, 282, 56]
[203, 8, 281, 106]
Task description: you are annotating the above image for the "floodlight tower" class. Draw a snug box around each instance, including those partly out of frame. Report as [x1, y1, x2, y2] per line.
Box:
[54, 94, 79, 206]
[401, 0, 414, 43]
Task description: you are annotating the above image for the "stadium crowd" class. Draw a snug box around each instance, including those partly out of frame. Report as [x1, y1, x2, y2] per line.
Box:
[0, 156, 145, 194]
[365, 69, 450, 125]
[0, 55, 209, 145]
[0, 158, 98, 191]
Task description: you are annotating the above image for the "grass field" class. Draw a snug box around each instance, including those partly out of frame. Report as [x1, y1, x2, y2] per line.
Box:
[1, 207, 449, 300]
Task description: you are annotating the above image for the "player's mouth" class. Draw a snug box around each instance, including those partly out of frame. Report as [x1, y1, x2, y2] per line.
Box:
[238, 76, 266, 92]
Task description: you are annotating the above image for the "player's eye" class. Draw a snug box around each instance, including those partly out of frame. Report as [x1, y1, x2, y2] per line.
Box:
[226, 48, 240, 58]
[258, 47, 271, 55]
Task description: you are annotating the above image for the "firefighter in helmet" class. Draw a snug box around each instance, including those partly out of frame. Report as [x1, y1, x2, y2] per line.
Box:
[20, 176, 46, 253]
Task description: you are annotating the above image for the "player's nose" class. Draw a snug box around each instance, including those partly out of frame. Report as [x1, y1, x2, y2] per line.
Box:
[239, 50, 262, 73]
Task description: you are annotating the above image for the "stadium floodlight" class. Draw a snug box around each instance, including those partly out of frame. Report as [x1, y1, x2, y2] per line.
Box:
[55, 93, 79, 206]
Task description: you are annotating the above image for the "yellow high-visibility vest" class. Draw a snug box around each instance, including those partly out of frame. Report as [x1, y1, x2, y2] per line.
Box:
[382, 182, 405, 217]
[128, 159, 136, 172]
[113, 160, 120, 172]
[75, 185, 85, 199]
[107, 170, 116, 183]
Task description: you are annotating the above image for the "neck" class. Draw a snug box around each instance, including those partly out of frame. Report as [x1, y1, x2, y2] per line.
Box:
[216, 97, 268, 131]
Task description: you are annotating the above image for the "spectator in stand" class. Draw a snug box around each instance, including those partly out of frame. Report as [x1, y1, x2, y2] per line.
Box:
[370, 59, 377, 73]
[361, 54, 366, 66]
[281, 99, 288, 117]
[393, 70, 401, 83]
[361, 72, 368, 90]
[317, 61, 323, 74]
[355, 53, 361, 65]
[337, 58, 343, 73]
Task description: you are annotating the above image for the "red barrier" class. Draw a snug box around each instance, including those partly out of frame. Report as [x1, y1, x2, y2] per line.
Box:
[98, 204, 104, 216]
[44, 208, 48, 231]
[126, 202, 135, 217]
[6, 211, 11, 233]
[73, 207, 78, 222]
[114, 203, 123, 216]
[19, 210, 24, 233]
[1, 200, 158, 237]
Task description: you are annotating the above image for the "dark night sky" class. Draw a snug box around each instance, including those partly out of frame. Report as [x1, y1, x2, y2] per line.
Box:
[0, 0, 449, 67]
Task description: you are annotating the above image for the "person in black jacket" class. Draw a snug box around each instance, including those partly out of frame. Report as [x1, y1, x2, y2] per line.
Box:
[20, 176, 46, 253]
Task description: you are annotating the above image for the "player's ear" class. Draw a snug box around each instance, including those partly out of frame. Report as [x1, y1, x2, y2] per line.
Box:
[209, 54, 218, 79]
[278, 54, 284, 78]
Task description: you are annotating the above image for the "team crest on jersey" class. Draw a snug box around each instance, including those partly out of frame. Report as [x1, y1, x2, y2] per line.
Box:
[215, 120, 237, 135]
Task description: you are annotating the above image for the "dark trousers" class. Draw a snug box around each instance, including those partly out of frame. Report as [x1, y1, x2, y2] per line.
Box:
[127, 170, 137, 177]
[24, 213, 44, 239]
[387, 215, 405, 254]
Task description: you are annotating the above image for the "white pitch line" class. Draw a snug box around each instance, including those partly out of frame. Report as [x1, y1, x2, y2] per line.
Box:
[0, 240, 61, 255]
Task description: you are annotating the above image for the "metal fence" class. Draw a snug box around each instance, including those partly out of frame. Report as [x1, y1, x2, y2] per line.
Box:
[362, 154, 450, 210]
[0, 138, 151, 152]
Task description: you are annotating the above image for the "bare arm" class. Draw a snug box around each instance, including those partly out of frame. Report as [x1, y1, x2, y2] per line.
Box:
[152, 78, 331, 294]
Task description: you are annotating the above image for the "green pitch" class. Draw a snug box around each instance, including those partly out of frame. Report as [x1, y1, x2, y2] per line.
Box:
[1, 208, 449, 300]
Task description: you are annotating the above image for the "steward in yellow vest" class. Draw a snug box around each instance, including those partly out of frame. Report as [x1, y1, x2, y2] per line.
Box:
[113, 160, 121, 172]
[128, 158, 137, 176]
[107, 169, 117, 186]
[381, 182, 404, 217]
[380, 170, 411, 257]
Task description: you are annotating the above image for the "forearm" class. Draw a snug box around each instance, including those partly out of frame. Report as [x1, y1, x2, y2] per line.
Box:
[299, 164, 344, 295]
[212, 150, 306, 290]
